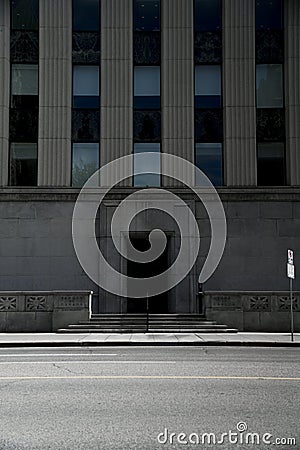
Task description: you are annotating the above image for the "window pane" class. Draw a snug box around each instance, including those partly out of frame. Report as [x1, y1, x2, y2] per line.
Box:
[256, 0, 282, 30]
[257, 143, 285, 185]
[73, 66, 99, 108]
[195, 65, 221, 108]
[73, 0, 100, 31]
[10, 143, 37, 186]
[72, 143, 99, 187]
[134, 0, 160, 31]
[12, 0, 39, 30]
[134, 66, 160, 109]
[11, 64, 38, 95]
[256, 64, 283, 108]
[134, 143, 160, 186]
[195, 143, 223, 186]
[195, 0, 221, 31]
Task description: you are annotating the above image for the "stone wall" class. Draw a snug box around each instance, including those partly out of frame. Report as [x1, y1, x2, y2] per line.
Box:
[0, 291, 92, 332]
[204, 291, 300, 332]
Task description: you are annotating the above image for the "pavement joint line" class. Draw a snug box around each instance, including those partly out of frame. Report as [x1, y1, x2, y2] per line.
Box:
[0, 360, 177, 364]
[0, 375, 299, 381]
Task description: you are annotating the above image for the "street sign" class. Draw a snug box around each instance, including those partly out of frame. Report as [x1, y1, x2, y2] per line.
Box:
[288, 249, 294, 265]
[287, 263, 295, 279]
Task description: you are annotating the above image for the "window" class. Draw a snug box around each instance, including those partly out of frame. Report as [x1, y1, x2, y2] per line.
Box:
[195, 143, 223, 186]
[11, 64, 38, 108]
[72, 143, 99, 187]
[256, 64, 283, 108]
[73, 0, 100, 31]
[134, 143, 161, 186]
[134, 66, 160, 109]
[9, 143, 37, 186]
[257, 143, 285, 185]
[73, 66, 99, 108]
[134, 0, 160, 31]
[11, 0, 39, 30]
[195, 65, 221, 108]
[195, 0, 221, 31]
[256, 0, 282, 30]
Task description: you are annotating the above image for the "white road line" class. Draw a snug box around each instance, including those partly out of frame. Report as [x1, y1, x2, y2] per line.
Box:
[0, 353, 118, 357]
[0, 360, 177, 364]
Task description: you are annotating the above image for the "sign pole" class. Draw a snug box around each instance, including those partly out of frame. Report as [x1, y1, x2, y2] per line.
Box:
[290, 277, 294, 342]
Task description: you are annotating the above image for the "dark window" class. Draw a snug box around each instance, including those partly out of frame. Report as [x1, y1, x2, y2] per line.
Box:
[11, 0, 39, 30]
[134, 66, 160, 109]
[73, 0, 100, 31]
[134, 0, 160, 31]
[195, 65, 221, 108]
[73, 66, 99, 108]
[257, 143, 285, 185]
[9, 143, 37, 186]
[195, 143, 223, 186]
[256, 0, 282, 30]
[195, 0, 221, 31]
[72, 143, 99, 187]
[134, 143, 161, 186]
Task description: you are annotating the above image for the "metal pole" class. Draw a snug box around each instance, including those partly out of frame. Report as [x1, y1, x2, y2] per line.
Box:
[290, 277, 294, 342]
[146, 293, 149, 333]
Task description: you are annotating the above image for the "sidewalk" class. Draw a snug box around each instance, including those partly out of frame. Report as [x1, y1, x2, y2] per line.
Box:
[0, 332, 299, 347]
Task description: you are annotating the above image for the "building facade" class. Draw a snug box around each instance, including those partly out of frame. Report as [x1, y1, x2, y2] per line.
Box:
[0, 0, 299, 330]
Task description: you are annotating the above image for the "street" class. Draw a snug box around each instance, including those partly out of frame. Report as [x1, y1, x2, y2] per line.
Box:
[0, 346, 299, 450]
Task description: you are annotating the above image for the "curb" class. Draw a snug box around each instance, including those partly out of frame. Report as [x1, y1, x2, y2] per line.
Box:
[0, 341, 299, 348]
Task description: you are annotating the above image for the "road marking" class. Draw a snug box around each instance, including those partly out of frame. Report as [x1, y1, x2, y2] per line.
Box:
[0, 361, 176, 364]
[0, 353, 118, 357]
[0, 375, 298, 381]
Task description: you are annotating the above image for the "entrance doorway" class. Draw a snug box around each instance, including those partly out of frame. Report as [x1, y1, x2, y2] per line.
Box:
[127, 235, 169, 313]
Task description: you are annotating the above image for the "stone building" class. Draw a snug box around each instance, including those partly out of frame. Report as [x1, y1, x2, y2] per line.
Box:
[0, 0, 299, 331]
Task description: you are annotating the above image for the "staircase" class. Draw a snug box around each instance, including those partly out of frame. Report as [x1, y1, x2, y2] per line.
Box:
[58, 314, 238, 333]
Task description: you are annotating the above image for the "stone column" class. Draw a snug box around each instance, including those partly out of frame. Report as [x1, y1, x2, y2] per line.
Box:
[162, 0, 194, 187]
[0, 0, 10, 187]
[285, 0, 300, 186]
[223, 0, 257, 186]
[101, 0, 133, 186]
[38, 0, 72, 186]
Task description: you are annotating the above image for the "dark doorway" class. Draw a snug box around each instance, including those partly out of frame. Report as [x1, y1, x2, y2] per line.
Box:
[127, 236, 169, 313]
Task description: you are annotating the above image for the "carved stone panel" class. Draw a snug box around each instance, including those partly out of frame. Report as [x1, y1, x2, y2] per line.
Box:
[256, 109, 285, 142]
[10, 31, 39, 63]
[195, 109, 223, 142]
[134, 111, 161, 142]
[249, 296, 270, 311]
[195, 32, 222, 64]
[9, 109, 39, 141]
[0, 297, 17, 311]
[256, 30, 284, 64]
[26, 296, 47, 311]
[277, 295, 300, 311]
[134, 32, 161, 65]
[73, 32, 100, 64]
[72, 110, 100, 142]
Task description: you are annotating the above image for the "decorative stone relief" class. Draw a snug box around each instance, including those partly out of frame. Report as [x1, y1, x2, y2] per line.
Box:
[256, 30, 284, 64]
[72, 32, 100, 64]
[249, 296, 270, 311]
[134, 111, 161, 142]
[134, 32, 161, 64]
[72, 110, 100, 142]
[195, 32, 222, 64]
[10, 31, 39, 63]
[0, 297, 17, 311]
[26, 296, 47, 311]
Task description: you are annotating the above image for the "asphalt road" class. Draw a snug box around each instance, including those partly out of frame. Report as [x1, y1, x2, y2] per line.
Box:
[0, 346, 299, 450]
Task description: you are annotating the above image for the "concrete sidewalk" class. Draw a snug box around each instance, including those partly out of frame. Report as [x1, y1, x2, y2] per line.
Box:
[0, 332, 299, 347]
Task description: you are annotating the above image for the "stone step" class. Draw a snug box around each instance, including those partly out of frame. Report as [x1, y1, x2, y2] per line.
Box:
[66, 323, 228, 330]
[58, 328, 238, 333]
